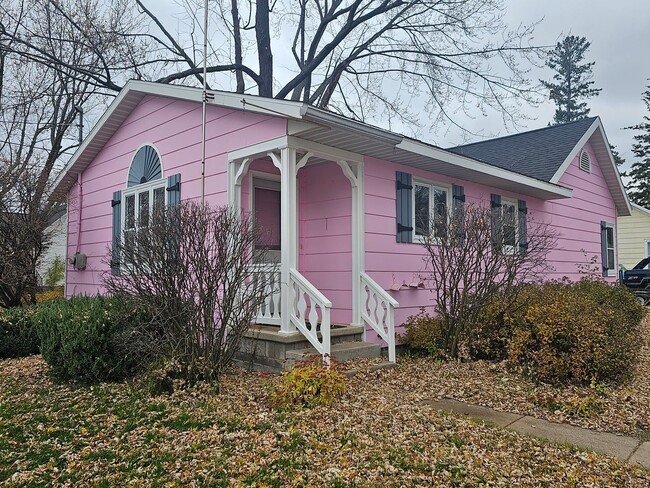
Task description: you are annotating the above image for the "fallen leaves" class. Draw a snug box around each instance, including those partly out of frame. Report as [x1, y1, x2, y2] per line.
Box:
[1, 318, 649, 486]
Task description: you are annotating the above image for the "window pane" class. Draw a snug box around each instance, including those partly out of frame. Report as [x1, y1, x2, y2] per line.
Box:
[433, 188, 447, 238]
[125, 194, 135, 229]
[414, 184, 430, 236]
[254, 187, 281, 249]
[503, 203, 516, 247]
[139, 191, 150, 228]
[606, 228, 614, 248]
[607, 249, 615, 269]
[153, 186, 165, 222]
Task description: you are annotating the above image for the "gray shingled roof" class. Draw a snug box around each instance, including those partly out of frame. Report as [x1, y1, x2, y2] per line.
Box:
[447, 117, 598, 182]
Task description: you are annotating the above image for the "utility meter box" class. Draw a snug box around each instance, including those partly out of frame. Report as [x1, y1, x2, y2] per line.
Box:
[70, 252, 87, 270]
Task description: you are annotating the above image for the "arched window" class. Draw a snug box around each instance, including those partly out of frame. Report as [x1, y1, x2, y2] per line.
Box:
[110, 144, 181, 275]
[127, 145, 163, 187]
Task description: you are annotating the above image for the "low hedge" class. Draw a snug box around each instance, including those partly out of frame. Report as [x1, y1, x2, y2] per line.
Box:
[508, 280, 645, 385]
[0, 306, 40, 359]
[35, 296, 148, 383]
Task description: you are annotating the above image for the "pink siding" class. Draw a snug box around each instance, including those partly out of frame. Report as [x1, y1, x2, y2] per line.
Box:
[363, 140, 617, 332]
[66, 96, 286, 296]
[299, 162, 353, 324]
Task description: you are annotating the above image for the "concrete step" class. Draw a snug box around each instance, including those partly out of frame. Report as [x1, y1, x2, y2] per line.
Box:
[285, 341, 381, 364]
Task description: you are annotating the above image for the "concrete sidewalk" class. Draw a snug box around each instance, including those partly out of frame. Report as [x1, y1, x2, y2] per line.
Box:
[423, 398, 650, 469]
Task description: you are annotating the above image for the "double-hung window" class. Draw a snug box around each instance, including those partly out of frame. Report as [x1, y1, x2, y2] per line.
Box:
[413, 180, 450, 241]
[122, 180, 167, 250]
[501, 198, 518, 254]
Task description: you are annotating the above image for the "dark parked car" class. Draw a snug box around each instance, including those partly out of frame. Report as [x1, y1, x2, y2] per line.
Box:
[621, 257, 650, 304]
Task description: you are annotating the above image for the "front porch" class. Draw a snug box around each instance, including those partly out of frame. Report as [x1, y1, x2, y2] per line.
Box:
[229, 136, 398, 367]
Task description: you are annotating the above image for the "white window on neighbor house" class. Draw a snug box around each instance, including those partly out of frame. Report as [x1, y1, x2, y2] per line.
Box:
[601, 221, 616, 277]
[413, 180, 450, 241]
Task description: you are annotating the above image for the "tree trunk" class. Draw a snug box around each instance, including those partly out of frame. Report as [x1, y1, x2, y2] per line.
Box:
[231, 0, 245, 93]
[255, 0, 273, 97]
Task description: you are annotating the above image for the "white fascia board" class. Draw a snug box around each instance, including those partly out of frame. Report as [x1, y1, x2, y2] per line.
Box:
[303, 107, 403, 145]
[549, 119, 599, 184]
[631, 202, 650, 217]
[126, 80, 306, 119]
[549, 117, 630, 216]
[396, 139, 573, 199]
[228, 136, 290, 161]
[52, 84, 137, 194]
[287, 136, 364, 164]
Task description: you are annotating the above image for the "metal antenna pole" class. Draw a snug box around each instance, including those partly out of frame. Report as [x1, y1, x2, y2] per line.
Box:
[201, 0, 209, 204]
[74, 106, 84, 144]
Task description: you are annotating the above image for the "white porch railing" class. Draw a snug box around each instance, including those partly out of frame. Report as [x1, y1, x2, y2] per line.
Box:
[249, 263, 282, 325]
[360, 272, 399, 362]
[289, 268, 332, 362]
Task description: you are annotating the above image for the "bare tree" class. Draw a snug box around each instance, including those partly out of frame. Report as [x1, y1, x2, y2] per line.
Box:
[0, 1, 150, 304]
[2, 0, 543, 132]
[0, 170, 57, 307]
[103, 202, 274, 385]
[420, 202, 557, 358]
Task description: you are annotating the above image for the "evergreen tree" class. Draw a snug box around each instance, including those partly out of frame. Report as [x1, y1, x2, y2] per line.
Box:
[541, 36, 602, 124]
[627, 85, 650, 207]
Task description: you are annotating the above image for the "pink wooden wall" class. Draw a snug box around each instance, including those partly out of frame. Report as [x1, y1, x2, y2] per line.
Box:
[66, 95, 286, 296]
[364, 140, 617, 331]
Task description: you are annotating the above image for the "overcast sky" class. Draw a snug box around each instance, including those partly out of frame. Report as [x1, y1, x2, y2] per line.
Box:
[484, 0, 650, 172]
[153, 0, 650, 172]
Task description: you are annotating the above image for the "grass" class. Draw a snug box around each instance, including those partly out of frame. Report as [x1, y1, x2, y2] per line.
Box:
[0, 355, 649, 486]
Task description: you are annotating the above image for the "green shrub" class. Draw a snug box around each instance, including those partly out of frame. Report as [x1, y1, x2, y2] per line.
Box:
[399, 308, 445, 357]
[508, 279, 645, 385]
[35, 296, 149, 383]
[267, 355, 347, 409]
[0, 306, 40, 359]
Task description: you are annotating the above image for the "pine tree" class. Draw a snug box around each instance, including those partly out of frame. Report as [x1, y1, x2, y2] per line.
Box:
[541, 36, 602, 125]
[627, 85, 650, 207]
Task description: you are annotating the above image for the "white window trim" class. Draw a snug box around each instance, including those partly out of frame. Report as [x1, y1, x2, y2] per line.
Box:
[412, 178, 452, 243]
[602, 221, 616, 277]
[121, 178, 168, 272]
[501, 197, 518, 255]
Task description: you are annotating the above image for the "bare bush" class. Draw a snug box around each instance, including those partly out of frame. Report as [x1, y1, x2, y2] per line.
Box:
[103, 201, 274, 385]
[421, 202, 557, 358]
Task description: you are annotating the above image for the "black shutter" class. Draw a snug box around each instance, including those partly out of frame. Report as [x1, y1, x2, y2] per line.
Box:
[111, 190, 122, 275]
[396, 171, 413, 243]
[167, 173, 181, 207]
[452, 184, 465, 246]
[167, 173, 182, 263]
[518, 199, 528, 255]
[601, 221, 608, 276]
[490, 194, 501, 251]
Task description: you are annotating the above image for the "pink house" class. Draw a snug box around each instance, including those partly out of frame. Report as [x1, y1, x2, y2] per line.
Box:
[53, 81, 630, 366]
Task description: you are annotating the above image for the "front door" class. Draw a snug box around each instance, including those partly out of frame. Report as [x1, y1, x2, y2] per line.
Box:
[252, 177, 281, 264]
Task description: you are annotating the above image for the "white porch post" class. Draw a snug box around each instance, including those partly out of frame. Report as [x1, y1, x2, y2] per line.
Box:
[279, 147, 298, 335]
[336, 160, 365, 328]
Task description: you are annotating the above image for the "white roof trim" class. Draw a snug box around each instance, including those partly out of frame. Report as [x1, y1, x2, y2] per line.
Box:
[549, 117, 631, 216]
[631, 202, 650, 217]
[52, 79, 579, 201]
[397, 139, 573, 198]
[549, 119, 599, 184]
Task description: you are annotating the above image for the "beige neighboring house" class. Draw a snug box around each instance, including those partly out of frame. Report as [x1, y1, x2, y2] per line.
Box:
[618, 203, 650, 271]
[36, 209, 67, 287]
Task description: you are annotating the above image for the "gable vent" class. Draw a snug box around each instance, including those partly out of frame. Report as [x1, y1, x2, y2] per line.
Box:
[579, 151, 591, 173]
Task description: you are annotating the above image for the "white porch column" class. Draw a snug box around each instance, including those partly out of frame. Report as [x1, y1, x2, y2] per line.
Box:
[279, 147, 299, 335]
[337, 160, 365, 328]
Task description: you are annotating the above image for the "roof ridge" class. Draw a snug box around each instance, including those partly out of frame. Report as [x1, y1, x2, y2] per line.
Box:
[449, 116, 598, 150]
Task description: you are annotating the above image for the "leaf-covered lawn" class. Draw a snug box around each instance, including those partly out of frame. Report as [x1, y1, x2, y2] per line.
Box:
[1, 355, 649, 486]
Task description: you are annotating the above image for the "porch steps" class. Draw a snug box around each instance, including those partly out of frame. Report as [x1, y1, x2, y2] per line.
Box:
[285, 341, 381, 365]
[236, 324, 382, 372]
